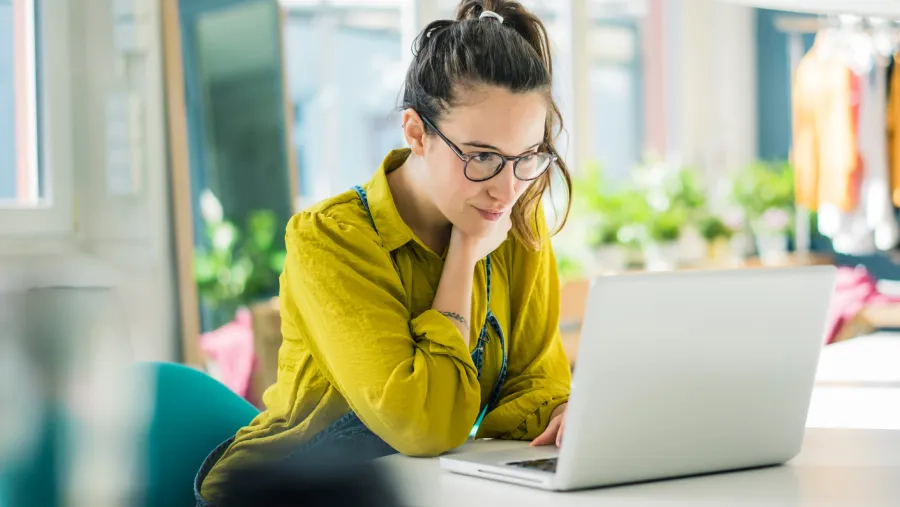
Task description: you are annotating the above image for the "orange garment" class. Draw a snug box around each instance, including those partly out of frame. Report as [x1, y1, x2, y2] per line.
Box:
[792, 38, 862, 211]
[886, 53, 900, 206]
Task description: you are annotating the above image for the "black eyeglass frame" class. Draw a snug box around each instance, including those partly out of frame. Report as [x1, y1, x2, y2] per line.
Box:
[420, 116, 557, 183]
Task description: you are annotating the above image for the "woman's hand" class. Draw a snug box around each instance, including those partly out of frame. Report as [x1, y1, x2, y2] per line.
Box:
[433, 216, 510, 345]
[449, 215, 512, 264]
[530, 402, 567, 448]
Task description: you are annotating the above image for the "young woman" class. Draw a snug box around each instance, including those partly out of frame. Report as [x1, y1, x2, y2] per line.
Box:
[196, 0, 573, 503]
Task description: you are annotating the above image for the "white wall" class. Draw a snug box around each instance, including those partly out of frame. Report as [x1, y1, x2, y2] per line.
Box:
[73, 0, 178, 362]
[666, 0, 757, 187]
[0, 0, 179, 362]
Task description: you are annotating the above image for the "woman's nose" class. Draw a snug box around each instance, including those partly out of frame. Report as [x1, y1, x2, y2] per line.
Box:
[488, 160, 520, 205]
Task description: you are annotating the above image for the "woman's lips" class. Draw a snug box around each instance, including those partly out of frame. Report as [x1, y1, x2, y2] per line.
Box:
[475, 207, 506, 222]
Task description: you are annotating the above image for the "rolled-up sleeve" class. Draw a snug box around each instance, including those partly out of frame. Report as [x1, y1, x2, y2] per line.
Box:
[477, 213, 572, 440]
[282, 211, 481, 456]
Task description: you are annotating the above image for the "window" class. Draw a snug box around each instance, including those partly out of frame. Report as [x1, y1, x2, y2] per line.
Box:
[0, 0, 41, 206]
[0, 0, 73, 237]
[280, 0, 653, 207]
[438, 0, 560, 18]
[587, 19, 643, 181]
[283, 2, 405, 207]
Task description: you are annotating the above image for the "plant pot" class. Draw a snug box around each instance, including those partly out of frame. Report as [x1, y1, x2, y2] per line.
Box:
[644, 241, 680, 271]
[729, 232, 753, 261]
[678, 226, 706, 267]
[623, 244, 644, 269]
[755, 233, 789, 266]
[594, 244, 628, 273]
[705, 238, 733, 265]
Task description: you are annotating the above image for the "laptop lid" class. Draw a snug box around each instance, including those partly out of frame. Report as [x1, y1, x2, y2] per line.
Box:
[556, 267, 836, 490]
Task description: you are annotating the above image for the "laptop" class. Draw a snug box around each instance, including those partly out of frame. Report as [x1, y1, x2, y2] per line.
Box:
[440, 266, 837, 491]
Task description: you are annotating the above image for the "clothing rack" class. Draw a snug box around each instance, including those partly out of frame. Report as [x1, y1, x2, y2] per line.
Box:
[775, 14, 900, 257]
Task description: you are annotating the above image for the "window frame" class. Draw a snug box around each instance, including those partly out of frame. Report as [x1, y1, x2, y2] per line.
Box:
[0, 0, 74, 238]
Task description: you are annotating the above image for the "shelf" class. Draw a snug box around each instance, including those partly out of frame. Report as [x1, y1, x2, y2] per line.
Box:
[719, 0, 900, 18]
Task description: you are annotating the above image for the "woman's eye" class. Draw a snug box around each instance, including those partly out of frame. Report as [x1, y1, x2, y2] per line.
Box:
[474, 153, 495, 163]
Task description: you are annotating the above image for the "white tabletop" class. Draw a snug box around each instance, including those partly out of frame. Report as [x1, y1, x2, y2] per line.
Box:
[380, 428, 900, 507]
[809, 333, 900, 431]
[379, 334, 900, 507]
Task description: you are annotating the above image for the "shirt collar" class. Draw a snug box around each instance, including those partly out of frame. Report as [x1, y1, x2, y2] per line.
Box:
[365, 149, 415, 252]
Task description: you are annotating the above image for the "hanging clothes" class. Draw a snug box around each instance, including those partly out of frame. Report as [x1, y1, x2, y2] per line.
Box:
[794, 31, 900, 255]
[886, 53, 900, 207]
[860, 62, 900, 250]
[792, 34, 863, 213]
[816, 69, 876, 255]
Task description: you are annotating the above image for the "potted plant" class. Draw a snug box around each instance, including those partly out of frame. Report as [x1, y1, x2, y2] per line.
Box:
[613, 187, 654, 270]
[698, 215, 735, 264]
[194, 190, 287, 330]
[633, 160, 708, 267]
[753, 207, 793, 266]
[731, 160, 795, 265]
[667, 166, 708, 221]
[590, 217, 627, 273]
[573, 163, 633, 273]
[644, 207, 686, 271]
[722, 208, 753, 262]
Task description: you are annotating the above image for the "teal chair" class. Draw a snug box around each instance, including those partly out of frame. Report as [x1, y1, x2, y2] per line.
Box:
[140, 362, 260, 507]
[1, 362, 259, 507]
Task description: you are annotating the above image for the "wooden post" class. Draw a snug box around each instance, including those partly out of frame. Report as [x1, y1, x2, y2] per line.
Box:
[278, 5, 301, 210]
[161, 0, 203, 367]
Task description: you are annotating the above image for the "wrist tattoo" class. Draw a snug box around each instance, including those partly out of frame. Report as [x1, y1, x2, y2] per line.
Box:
[440, 311, 469, 329]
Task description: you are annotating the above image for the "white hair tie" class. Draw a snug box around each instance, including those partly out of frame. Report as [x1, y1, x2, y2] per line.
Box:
[479, 10, 504, 23]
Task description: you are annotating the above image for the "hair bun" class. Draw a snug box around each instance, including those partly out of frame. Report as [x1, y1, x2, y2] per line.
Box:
[479, 10, 504, 23]
[456, 0, 508, 22]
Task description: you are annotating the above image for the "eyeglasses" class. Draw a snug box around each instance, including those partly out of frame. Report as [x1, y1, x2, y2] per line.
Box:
[421, 116, 556, 183]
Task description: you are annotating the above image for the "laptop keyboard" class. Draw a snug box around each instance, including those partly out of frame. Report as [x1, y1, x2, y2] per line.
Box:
[506, 457, 558, 473]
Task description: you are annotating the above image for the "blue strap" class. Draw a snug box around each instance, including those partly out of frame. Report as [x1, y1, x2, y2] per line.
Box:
[353, 185, 378, 233]
[351, 185, 506, 439]
[469, 254, 508, 438]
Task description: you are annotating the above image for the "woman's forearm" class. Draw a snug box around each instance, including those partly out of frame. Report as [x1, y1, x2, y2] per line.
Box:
[432, 242, 478, 345]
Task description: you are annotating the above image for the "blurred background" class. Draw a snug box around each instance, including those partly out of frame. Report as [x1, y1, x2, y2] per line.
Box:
[2, 0, 900, 505]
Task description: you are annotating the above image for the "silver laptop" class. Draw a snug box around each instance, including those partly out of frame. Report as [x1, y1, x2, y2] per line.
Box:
[441, 266, 837, 491]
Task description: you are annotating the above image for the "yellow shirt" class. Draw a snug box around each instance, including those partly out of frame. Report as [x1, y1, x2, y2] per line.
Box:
[202, 149, 571, 498]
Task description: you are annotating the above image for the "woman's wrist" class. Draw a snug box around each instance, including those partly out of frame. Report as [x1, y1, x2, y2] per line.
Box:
[446, 232, 481, 269]
[434, 232, 478, 344]
[551, 402, 567, 421]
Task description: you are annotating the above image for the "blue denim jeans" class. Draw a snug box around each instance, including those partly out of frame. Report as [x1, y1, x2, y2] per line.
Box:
[194, 412, 397, 506]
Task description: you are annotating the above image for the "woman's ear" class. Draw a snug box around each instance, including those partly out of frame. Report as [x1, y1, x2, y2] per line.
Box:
[402, 109, 427, 156]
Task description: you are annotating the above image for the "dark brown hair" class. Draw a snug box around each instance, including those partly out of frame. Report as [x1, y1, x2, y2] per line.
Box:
[401, 0, 572, 249]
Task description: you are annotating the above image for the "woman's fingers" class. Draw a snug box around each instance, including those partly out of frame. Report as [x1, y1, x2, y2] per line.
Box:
[556, 411, 566, 447]
[530, 414, 563, 447]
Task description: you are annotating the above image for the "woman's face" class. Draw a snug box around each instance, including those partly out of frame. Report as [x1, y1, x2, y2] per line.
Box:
[418, 86, 548, 238]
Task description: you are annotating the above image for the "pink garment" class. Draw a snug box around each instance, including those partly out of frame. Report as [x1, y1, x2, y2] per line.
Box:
[825, 266, 898, 344]
[199, 308, 256, 398]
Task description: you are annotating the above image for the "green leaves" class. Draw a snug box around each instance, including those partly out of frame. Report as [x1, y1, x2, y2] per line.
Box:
[574, 164, 650, 247]
[573, 162, 705, 247]
[646, 207, 687, 243]
[193, 190, 287, 326]
[248, 209, 277, 251]
[732, 160, 795, 219]
[697, 215, 734, 242]
[729, 160, 795, 237]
